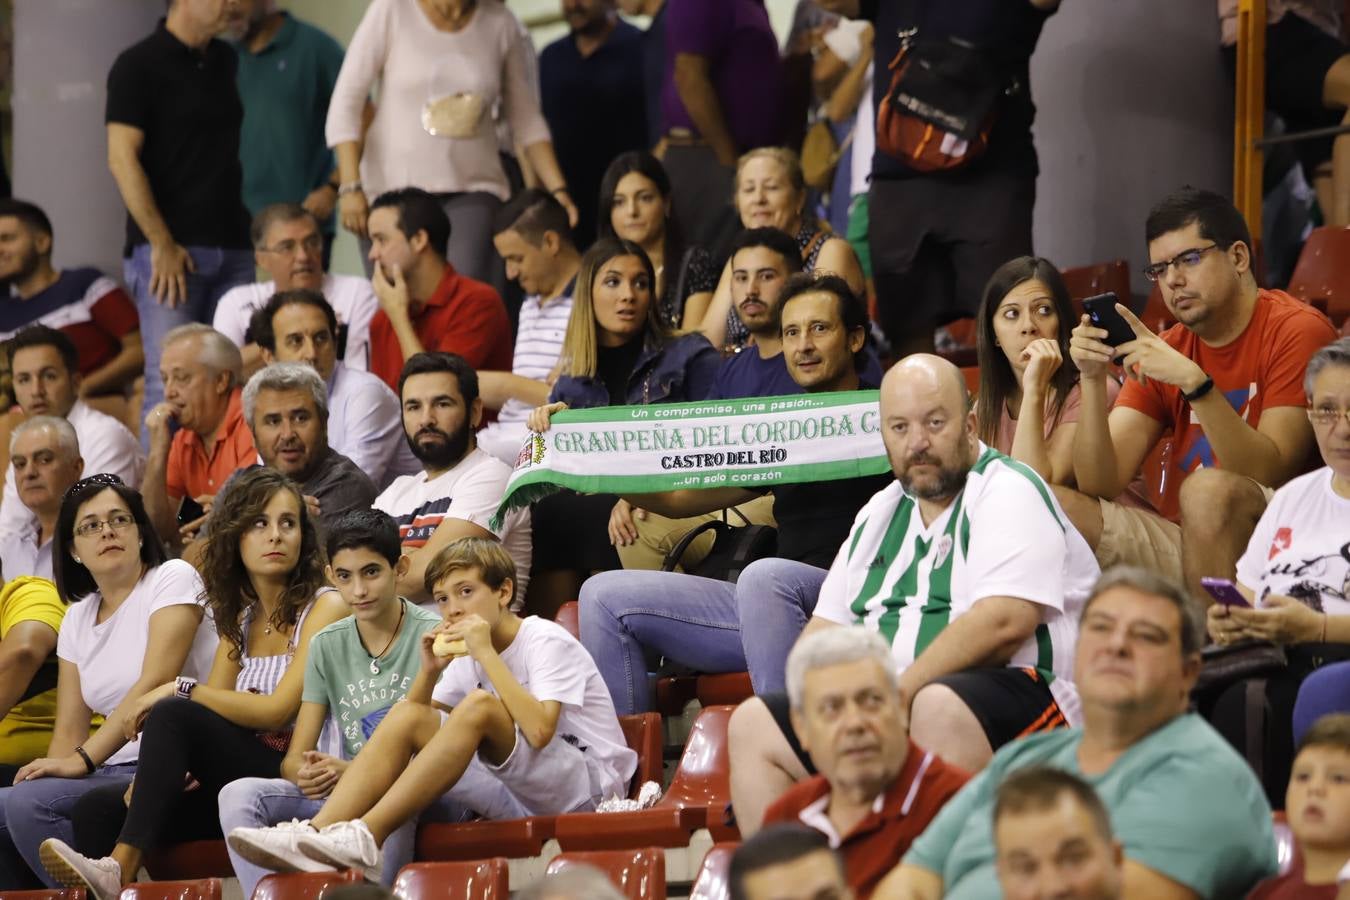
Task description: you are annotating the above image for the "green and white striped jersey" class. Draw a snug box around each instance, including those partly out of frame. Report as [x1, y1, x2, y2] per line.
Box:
[814, 445, 1100, 725]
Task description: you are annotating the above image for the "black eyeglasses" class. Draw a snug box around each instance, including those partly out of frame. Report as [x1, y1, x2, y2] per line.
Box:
[63, 472, 124, 500]
[1142, 244, 1221, 283]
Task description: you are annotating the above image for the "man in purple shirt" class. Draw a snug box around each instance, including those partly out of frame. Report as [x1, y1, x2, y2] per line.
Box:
[660, 0, 784, 250]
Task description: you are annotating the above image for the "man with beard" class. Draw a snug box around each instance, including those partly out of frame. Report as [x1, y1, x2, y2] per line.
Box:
[0, 200, 142, 397]
[221, 0, 345, 265]
[727, 353, 1099, 833]
[242, 362, 376, 535]
[373, 352, 531, 606]
[539, 0, 647, 246]
[215, 205, 378, 377]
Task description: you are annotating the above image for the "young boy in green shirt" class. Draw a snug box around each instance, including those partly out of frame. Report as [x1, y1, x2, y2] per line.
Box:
[217, 509, 443, 896]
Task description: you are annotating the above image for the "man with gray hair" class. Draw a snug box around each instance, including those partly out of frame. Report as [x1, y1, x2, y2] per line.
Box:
[877, 566, 1279, 900]
[243, 362, 376, 533]
[0, 417, 83, 579]
[143, 323, 258, 551]
[759, 627, 968, 899]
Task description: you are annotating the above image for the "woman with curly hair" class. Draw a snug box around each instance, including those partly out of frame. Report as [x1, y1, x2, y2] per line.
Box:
[38, 468, 347, 900]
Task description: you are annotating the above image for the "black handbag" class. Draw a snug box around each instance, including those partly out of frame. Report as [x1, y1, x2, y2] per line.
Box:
[1192, 640, 1288, 697]
[661, 508, 777, 583]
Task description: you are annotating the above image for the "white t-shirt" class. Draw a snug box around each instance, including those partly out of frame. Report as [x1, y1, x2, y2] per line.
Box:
[431, 616, 636, 793]
[212, 274, 379, 371]
[814, 445, 1100, 725]
[1237, 466, 1350, 616]
[55, 560, 218, 765]
[373, 447, 532, 602]
[477, 289, 573, 464]
[327, 362, 420, 488]
[0, 401, 145, 540]
[0, 522, 53, 581]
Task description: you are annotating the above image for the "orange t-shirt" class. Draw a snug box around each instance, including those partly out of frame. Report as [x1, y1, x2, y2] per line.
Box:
[165, 388, 258, 502]
[1115, 289, 1336, 520]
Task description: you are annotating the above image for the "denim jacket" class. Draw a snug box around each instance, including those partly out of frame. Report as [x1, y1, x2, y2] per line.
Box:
[549, 332, 720, 409]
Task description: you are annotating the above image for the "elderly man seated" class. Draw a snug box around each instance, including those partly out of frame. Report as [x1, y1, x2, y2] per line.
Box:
[761, 627, 968, 899]
[0, 417, 84, 579]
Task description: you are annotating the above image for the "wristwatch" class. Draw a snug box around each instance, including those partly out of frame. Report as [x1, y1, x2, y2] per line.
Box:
[174, 676, 197, 700]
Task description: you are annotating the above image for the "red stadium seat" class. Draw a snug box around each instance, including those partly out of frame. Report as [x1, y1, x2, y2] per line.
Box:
[251, 870, 363, 900]
[118, 879, 222, 900]
[415, 712, 660, 861]
[552, 705, 737, 850]
[1138, 284, 1176, 333]
[144, 841, 234, 881]
[655, 672, 753, 716]
[545, 849, 666, 900]
[392, 859, 509, 899]
[620, 712, 664, 792]
[0, 891, 86, 900]
[688, 844, 738, 900]
[1288, 226, 1350, 325]
[960, 366, 980, 396]
[1060, 259, 1131, 305]
[554, 601, 580, 640]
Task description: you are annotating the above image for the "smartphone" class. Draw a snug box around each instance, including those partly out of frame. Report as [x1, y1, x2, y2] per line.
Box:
[1081, 292, 1135, 362]
[177, 496, 206, 528]
[1200, 577, 1251, 608]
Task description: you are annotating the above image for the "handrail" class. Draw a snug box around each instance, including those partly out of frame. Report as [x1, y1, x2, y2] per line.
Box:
[1234, 0, 1267, 237]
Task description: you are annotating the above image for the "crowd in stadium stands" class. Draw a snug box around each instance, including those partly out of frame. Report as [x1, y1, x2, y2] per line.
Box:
[0, 0, 1349, 897]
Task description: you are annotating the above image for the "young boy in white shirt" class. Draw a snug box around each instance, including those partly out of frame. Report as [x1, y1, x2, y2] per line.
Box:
[227, 537, 636, 882]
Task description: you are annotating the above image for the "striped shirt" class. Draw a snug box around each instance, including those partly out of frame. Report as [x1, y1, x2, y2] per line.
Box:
[814, 444, 1099, 725]
[498, 289, 574, 425]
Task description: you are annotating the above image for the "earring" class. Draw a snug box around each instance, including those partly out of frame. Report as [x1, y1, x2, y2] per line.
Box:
[73, 556, 82, 564]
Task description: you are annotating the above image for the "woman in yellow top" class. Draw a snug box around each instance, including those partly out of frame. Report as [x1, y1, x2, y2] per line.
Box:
[0, 575, 65, 779]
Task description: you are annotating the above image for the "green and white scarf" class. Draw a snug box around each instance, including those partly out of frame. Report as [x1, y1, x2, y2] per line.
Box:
[491, 391, 888, 528]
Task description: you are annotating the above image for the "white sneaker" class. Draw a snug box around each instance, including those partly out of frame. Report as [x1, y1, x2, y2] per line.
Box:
[227, 819, 334, 874]
[298, 819, 383, 883]
[38, 839, 122, 900]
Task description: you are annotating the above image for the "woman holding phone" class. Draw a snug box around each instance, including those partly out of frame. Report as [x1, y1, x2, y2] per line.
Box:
[1204, 337, 1350, 806]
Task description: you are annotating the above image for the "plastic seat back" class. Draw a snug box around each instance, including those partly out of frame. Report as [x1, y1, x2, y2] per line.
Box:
[688, 844, 738, 900]
[546, 849, 666, 900]
[392, 859, 509, 900]
[0, 891, 86, 900]
[1060, 259, 1131, 305]
[663, 705, 734, 810]
[1288, 226, 1350, 325]
[252, 870, 363, 900]
[118, 880, 222, 900]
[619, 712, 663, 798]
[554, 601, 580, 640]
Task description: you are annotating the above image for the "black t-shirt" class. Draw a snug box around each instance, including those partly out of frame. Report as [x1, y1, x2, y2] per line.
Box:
[770, 471, 893, 568]
[106, 20, 251, 255]
[863, 0, 1054, 181]
[596, 337, 645, 406]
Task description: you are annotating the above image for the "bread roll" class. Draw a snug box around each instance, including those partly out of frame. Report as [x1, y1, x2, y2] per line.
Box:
[432, 633, 468, 659]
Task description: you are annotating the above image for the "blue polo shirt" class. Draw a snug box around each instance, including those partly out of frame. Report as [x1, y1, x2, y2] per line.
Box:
[234, 13, 345, 230]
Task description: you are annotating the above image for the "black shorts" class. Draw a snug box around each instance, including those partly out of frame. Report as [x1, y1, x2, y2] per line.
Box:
[762, 667, 1064, 773]
[1225, 12, 1348, 179]
[528, 489, 622, 573]
[868, 171, 1034, 336]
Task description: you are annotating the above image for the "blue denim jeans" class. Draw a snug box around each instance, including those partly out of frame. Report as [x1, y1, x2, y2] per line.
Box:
[218, 777, 472, 896]
[578, 558, 828, 714]
[123, 244, 255, 445]
[0, 764, 137, 889]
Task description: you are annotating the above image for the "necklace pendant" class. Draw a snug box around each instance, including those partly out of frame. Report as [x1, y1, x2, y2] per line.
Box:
[369, 659, 381, 675]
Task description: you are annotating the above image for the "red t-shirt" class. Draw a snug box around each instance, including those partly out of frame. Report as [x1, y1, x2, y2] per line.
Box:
[368, 264, 513, 391]
[762, 742, 969, 900]
[1247, 866, 1337, 899]
[1115, 289, 1336, 520]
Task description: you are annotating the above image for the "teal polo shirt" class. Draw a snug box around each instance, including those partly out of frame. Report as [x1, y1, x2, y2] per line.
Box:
[234, 13, 344, 231]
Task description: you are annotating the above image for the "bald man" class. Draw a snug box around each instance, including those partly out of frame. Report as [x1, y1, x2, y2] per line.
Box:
[728, 354, 1101, 833]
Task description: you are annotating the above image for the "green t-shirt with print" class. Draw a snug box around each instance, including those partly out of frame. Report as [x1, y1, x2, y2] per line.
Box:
[302, 600, 441, 759]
